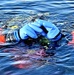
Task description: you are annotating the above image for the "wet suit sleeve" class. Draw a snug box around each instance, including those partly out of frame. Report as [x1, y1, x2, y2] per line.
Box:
[0, 29, 20, 46]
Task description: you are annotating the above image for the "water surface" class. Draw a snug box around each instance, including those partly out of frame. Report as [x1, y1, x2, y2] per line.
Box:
[0, 0, 74, 75]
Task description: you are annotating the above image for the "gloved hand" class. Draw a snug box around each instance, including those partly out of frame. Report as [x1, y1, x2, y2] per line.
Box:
[19, 23, 43, 40]
[17, 19, 61, 42]
[28, 19, 60, 41]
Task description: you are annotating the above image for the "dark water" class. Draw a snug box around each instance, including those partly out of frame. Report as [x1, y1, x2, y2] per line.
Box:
[0, 0, 74, 75]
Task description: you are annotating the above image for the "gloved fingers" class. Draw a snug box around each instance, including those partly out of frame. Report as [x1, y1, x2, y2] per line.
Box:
[35, 19, 43, 25]
[29, 23, 43, 33]
[24, 25, 38, 38]
[47, 30, 59, 40]
[47, 31, 56, 39]
[35, 19, 56, 28]
[43, 21, 55, 28]
[46, 28, 52, 32]
[30, 22, 41, 27]
[29, 22, 47, 36]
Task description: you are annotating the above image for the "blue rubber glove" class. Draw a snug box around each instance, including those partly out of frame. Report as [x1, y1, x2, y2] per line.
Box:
[28, 19, 61, 41]
[16, 19, 61, 41]
[19, 24, 39, 40]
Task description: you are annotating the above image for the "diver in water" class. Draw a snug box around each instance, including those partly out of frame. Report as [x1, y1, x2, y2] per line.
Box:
[0, 18, 67, 51]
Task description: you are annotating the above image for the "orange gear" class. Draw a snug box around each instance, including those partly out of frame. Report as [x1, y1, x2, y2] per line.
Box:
[68, 31, 74, 45]
[0, 35, 6, 43]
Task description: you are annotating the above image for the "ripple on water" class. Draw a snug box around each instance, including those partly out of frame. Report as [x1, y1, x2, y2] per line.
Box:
[0, 0, 74, 75]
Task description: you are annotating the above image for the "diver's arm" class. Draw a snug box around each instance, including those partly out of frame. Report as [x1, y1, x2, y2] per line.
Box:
[0, 23, 38, 46]
[0, 29, 20, 46]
